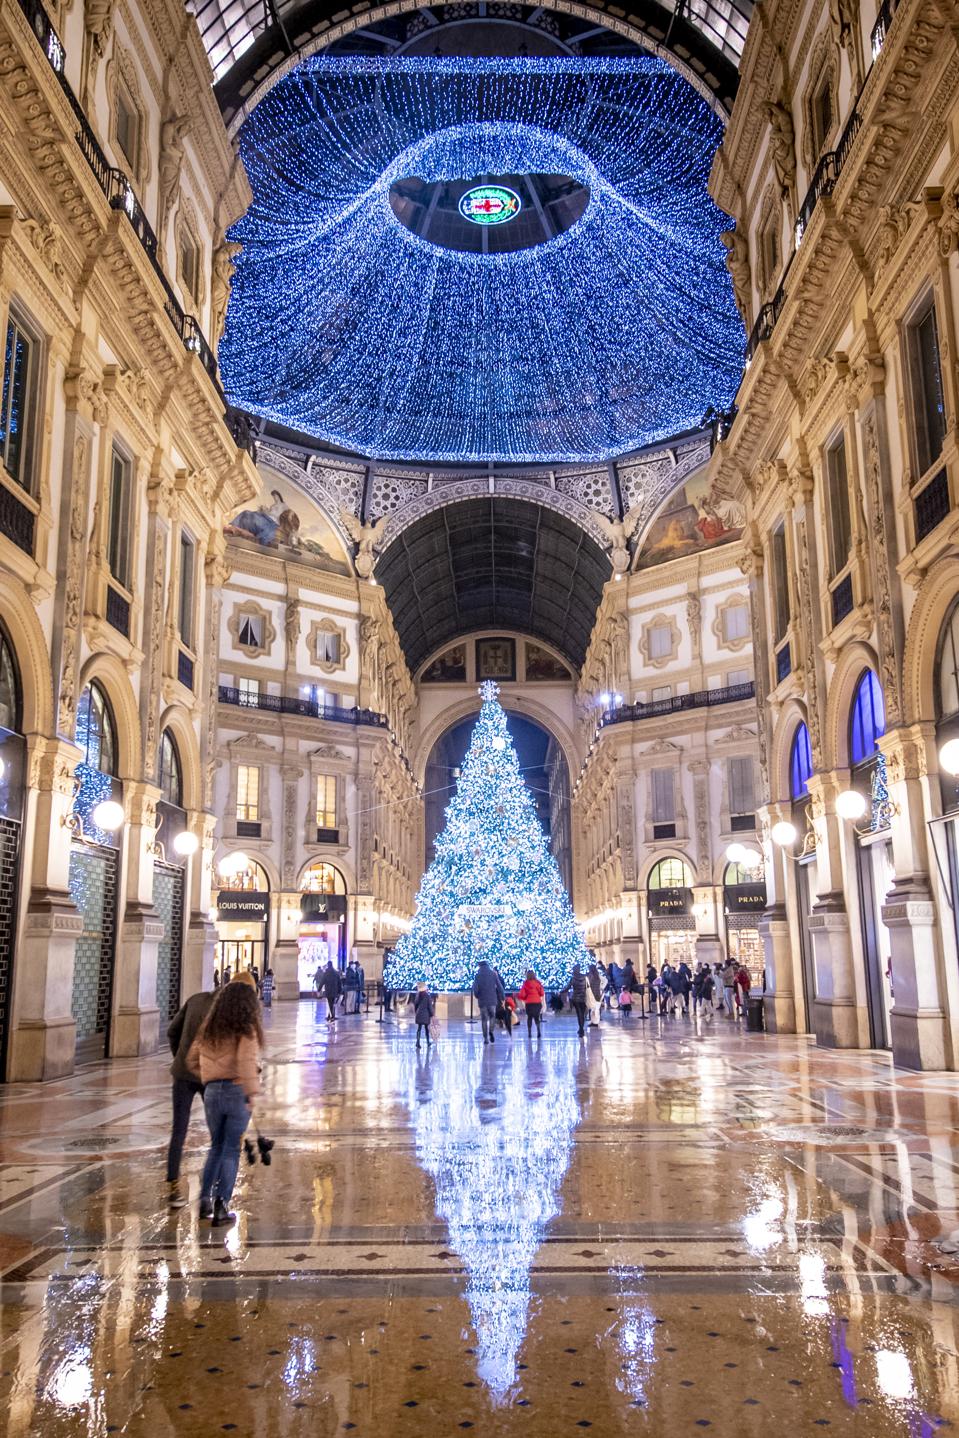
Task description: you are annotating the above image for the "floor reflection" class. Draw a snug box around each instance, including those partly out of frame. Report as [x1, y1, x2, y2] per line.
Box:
[400, 1038, 582, 1398]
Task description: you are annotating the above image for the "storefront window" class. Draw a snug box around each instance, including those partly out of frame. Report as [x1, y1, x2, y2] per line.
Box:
[299, 861, 348, 988]
[302, 861, 347, 894]
[647, 857, 695, 971]
[723, 861, 766, 987]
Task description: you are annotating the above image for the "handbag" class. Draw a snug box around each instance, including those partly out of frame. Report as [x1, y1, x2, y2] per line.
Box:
[428, 1016, 440, 1041]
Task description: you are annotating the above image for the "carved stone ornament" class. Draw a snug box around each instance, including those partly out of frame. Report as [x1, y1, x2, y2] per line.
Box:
[861, 412, 904, 728]
[939, 192, 959, 258]
[227, 731, 277, 752]
[22, 218, 66, 286]
[311, 744, 347, 761]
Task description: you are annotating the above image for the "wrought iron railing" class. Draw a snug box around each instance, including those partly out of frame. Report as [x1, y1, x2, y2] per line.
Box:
[602, 681, 755, 727]
[775, 642, 792, 684]
[830, 572, 854, 628]
[105, 584, 131, 638]
[219, 686, 389, 728]
[914, 467, 951, 542]
[0, 485, 36, 556]
[14, 0, 224, 400]
[745, 279, 787, 362]
[871, 0, 902, 57]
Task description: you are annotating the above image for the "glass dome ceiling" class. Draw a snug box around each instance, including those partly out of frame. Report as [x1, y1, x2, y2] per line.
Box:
[191, 1, 752, 130]
[220, 55, 744, 465]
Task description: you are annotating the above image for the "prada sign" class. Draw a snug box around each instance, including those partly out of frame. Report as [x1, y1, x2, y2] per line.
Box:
[724, 883, 767, 914]
[647, 887, 693, 916]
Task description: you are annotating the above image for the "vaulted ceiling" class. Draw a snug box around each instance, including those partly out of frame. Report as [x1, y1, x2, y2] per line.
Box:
[194, 0, 751, 129]
[376, 498, 609, 672]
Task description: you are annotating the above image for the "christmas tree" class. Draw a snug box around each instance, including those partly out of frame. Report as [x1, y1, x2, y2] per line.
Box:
[387, 683, 590, 990]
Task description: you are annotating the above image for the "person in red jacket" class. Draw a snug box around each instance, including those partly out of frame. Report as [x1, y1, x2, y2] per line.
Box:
[518, 969, 546, 1037]
[734, 963, 751, 1017]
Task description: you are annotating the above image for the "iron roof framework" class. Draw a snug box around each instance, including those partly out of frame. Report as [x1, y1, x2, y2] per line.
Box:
[375, 497, 609, 672]
[191, 0, 751, 128]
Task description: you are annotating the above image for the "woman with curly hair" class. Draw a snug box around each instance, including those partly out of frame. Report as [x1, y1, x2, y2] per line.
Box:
[193, 980, 263, 1226]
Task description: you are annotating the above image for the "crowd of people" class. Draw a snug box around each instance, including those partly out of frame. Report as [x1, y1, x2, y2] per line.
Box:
[166, 950, 758, 1224]
[461, 955, 756, 1039]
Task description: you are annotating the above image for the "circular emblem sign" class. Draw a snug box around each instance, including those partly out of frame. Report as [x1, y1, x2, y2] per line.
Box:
[458, 185, 522, 226]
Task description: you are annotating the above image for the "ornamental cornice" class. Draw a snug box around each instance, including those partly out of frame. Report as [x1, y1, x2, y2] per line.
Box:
[378, 477, 611, 551]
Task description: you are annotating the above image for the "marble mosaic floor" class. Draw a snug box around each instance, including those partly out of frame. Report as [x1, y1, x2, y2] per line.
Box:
[3, 1002, 959, 1435]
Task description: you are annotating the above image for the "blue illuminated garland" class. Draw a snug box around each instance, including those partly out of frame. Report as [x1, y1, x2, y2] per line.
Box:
[223, 56, 743, 464]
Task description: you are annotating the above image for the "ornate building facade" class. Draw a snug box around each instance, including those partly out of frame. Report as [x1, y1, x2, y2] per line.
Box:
[707, 0, 959, 1068]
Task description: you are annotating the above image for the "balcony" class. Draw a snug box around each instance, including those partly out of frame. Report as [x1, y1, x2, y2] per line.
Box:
[603, 681, 755, 727]
[219, 686, 389, 729]
[914, 467, 950, 543]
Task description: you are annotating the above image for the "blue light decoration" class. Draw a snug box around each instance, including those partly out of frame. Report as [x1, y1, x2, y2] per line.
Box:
[386, 682, 590, 990]
[458, 183, 522, 225]
[401, 1038, 581, 1398]
[222, 57, 744, 464]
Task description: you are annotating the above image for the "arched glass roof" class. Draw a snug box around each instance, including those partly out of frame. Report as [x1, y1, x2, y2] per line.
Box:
[189, 0, 752, 125]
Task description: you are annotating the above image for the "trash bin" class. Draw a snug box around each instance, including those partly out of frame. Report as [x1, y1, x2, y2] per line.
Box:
[746, 995, 765, 1033]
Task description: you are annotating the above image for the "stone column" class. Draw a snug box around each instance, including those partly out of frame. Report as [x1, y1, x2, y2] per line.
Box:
[881, 723, 949, 1070]
[111, 782, 163, 1057]
[693, 884, 724, 968]
[806, 771, 868, 1048]
[271, 891, 302, 1001]
[8, 738, 83, 1081]
[183, 811, 217, 998]
[759, 801, 798, 1033]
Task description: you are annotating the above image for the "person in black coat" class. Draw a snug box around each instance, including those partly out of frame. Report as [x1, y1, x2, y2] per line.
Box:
[677, 960, 693, 1016]
[471, 960, 505, 1044]
[564, 964, 589, 1037]
[410, 983, 435, 1048]
[165, 989, 214, 1207]
[317, 961, 342, 1022]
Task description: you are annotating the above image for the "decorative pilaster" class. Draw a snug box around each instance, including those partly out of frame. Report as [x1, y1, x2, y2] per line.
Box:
[880, 724, 950, 1069]
[8, 737, 84, 1080]
[806, 771, 869, 1049]
[111, 782, 163, 1057]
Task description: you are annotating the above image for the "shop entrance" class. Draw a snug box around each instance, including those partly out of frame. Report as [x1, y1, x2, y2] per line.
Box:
[215, 857, 271, 983]
[299, 861, 348, 992]
[646, 858, 695, 971]
[723, 862, 767, 987]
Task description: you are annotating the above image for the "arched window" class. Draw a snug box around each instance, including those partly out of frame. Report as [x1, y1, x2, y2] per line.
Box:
[936, 598, 959, 721]
[647, 857, 694, 890]
[0, 627, 20, 733]
[76, 683, 116, 774]
[302, 861, 347, 895]
[724, 861, 756, 886]
[158, 731, 182, 808]
[850, 670, 885, 766]
[789, 722, 813, 800]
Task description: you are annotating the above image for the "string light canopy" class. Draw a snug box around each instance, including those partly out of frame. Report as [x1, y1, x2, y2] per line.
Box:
[222, 56, 743, 464]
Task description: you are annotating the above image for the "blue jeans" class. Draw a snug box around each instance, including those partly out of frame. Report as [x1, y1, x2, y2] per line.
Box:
[200, 1080, 251, 1203]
